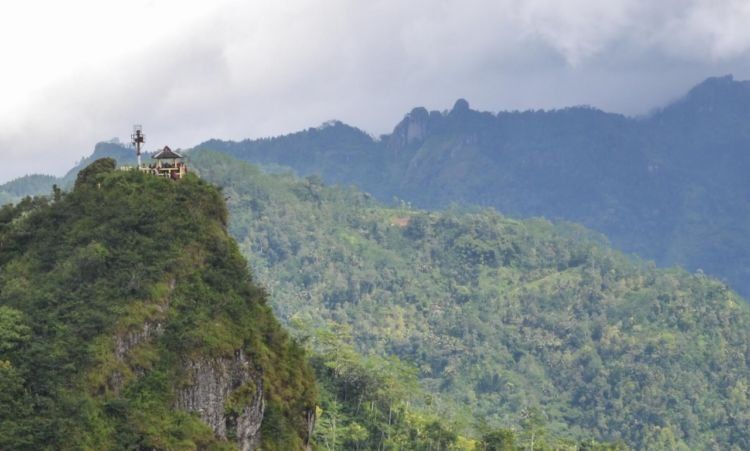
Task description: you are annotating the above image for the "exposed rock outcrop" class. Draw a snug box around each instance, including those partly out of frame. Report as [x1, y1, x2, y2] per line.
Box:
[107, 320, 165, 391]
[389, 107, 430, 149]
[113, 321, 164, 362]
[176, 349, 265, 451]
[106, 282, 268, 450]
[108, 282, 173, 392]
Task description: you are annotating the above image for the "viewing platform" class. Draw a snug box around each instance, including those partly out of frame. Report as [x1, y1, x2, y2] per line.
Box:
[127, 126, 189, 180]
[138, 146, 189, 180]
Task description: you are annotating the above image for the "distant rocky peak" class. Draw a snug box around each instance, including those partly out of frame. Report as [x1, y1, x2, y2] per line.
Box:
[686, 75, 747, 101]
[451, 98, 470, 114]
[389, 106, 431, 148]
[660, 74, 750, 118]
[689, 74, 735, 92]
[92, 140, 131, 157]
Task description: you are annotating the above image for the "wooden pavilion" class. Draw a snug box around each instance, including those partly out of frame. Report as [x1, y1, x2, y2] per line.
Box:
[141, 146, 188, 180]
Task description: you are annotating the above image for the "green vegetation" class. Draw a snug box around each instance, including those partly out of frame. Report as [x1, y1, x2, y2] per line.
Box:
[0, 174, 59, 206]
[0, 141, 137, 207]
[6, 140, 750, 448]
[0, 159, 315, 449]
[202, 76, 750, 299]
[191, 150, 750, 449]
[0, 156, 619, 450]
[299, 320, 623, 450]
[8, 77, 750, 301]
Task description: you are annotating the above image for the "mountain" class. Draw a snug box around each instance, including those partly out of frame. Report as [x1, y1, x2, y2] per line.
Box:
[0, 141, 138, 206]
[0, 158, 620, 450]
[0, 174, 59, 206]
[0, 159, 317, 450]
[200, 75, 750, 298]
[201, 120, 385, 190]
[5, 147, 749, 448]
[62, 141, 139, 182]
[189, 151, 750, 449]
[5, 75, 750, 448]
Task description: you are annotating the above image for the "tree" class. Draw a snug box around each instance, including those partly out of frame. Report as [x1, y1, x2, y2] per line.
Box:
[519, 407, 546, 450]
[481, 428, 515, 451]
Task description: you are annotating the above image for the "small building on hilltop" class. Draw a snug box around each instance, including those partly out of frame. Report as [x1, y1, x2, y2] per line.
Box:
[131, 125, 189, 180]
[142, 146, 189, 180]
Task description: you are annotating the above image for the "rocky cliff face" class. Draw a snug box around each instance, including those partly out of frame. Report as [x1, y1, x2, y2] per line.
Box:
[176, 349, 265, 451]
[389, 107, 430, 149]
[108, 320, 165, 391]
[108, 282, 172, 392]
[109, 297, 267, 450]
[0, 162, 316, 449]
[111, 312, 268, 450]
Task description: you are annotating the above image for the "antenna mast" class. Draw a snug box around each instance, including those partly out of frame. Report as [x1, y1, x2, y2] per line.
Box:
[131, 125, 145, 167]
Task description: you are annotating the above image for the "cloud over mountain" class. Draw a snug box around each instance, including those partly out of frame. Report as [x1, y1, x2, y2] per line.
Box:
[2, 0, 750, 182]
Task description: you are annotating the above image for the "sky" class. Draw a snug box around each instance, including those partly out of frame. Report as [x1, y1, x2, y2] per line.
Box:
[2, 0, 750, 183]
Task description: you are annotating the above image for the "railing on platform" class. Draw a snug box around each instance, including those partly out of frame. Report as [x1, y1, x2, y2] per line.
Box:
[117, 164, 188, 180]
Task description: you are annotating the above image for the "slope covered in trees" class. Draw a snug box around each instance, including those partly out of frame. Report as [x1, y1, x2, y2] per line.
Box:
[190, 150, 750, 449]
[0, 141, 136, 206]
[201, 75, 750, 298]
[0, 157, 618, 450]
[0, 174, 59, 206]
[0, 159, 317, 450]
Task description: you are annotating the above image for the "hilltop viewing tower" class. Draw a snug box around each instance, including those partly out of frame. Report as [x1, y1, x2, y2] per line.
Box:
[147, 146, 188, 180]
[131, 125, 189, 180]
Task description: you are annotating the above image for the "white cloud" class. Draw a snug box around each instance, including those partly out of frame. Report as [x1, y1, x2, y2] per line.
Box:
[657, 0, 750, 61]
[2, 0, 750, 182]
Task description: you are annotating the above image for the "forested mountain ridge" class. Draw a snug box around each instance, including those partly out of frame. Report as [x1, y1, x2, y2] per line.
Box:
[189, 151, 750, 449]
[0, 158, 621, 450]
[6, 76, 750, 298]
[3, 75, 750, 448]
[0, 159, 317, 450]
[0, 174, 59, 206]
[4, 149, 750, 448]
[201, 75, 750, 298]
[0, 141, 137, 206]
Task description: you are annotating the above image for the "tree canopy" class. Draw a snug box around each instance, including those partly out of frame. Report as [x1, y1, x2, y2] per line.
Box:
[191, 150, 750, 449]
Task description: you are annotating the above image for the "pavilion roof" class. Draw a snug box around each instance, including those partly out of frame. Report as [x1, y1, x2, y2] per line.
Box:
[152, 146, 183, 159]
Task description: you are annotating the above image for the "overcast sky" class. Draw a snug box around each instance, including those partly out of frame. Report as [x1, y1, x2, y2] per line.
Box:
[2, 0, 750, 183]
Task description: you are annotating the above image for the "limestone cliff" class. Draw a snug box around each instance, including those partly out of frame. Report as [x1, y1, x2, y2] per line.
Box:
[0, 159, 317, 450]
[176, 350, 265, 451]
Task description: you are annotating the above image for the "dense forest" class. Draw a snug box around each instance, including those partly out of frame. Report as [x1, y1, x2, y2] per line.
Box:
[5, 76, 750, 447]
[189, 150, 750, 449]
[0, 160, 317, 449]
[4, 148, 750, 448]
[200, 75, 750, 299]
[0, 159, 623, 450]
[0, 174, 59, 206]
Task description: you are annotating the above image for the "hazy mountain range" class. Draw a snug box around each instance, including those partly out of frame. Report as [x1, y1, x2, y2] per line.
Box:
[6, 75, 750, 299]
[191, 75, 750, 299]
[5, 76, 750, 447]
